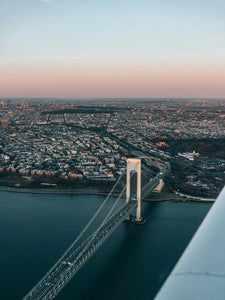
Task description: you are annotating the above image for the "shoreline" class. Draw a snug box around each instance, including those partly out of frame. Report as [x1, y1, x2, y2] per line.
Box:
[0, 185, 216, 203]
[174, 190, 216, 202]
[0, 185, 113, 196]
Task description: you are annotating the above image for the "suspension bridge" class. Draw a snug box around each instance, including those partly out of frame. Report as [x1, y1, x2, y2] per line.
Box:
[23, 158, 169, 300]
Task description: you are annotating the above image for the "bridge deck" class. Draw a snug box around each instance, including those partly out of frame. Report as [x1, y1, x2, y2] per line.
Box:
[23, 160, 170, 300]
[23, 200, 137, 300]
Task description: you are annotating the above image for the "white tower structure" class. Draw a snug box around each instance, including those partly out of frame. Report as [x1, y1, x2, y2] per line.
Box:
[126, 158, 142, 221]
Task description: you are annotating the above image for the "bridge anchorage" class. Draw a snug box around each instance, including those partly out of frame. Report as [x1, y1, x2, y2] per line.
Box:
[125, 158, 147, 225]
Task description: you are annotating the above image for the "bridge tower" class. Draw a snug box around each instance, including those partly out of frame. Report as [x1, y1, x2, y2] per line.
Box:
[126, 158, 142, 222]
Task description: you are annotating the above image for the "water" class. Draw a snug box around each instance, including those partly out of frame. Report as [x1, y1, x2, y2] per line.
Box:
[0, 192, 212, 300]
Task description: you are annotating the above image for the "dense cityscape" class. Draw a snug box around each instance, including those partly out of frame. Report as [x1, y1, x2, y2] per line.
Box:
[0, 98, 224, 198]
[1, 0, 225, 298]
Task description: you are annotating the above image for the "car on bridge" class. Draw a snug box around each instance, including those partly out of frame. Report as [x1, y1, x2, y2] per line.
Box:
[45, 282, 53, 287]
[61, 261, 73, 267]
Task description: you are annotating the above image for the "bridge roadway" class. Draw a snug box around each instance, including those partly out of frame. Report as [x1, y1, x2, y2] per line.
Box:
[23, 200, 137, 300]
[23, 160, 170, 300]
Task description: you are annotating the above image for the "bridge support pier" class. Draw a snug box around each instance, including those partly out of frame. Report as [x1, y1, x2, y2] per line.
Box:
[126, 158, 143, 222]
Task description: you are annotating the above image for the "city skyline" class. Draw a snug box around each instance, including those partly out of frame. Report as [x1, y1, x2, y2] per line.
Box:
[1, 0, 225, 98]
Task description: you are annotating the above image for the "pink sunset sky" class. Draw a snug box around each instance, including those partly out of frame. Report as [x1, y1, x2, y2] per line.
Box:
[1, 0, 225, 98]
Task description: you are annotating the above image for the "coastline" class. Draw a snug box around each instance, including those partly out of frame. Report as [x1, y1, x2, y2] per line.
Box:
[0, 185, 112, 196]
[174, 190, 216, 202]
[0, 185, 216, 203]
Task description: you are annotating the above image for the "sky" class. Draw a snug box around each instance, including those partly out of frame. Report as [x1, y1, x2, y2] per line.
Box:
[0, 0, 225, 98]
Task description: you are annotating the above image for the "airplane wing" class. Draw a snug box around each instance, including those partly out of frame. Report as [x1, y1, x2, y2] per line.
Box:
[155, 186, 225, 300]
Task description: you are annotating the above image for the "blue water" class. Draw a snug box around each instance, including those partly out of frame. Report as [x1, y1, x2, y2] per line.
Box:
[0, 192, 212, 299]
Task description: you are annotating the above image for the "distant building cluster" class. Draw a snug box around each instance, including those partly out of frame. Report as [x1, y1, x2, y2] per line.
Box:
[0, 99, 225, 196]
[0, 118, 127, 181]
